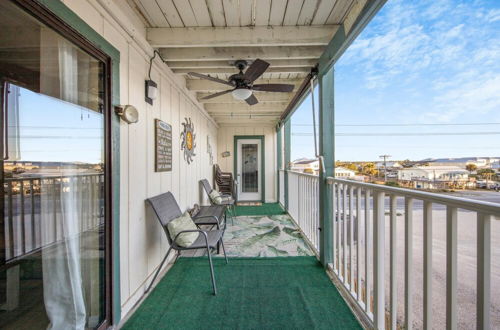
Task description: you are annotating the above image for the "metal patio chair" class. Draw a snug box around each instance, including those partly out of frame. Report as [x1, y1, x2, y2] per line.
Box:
[145, 192, 228, 295]
[201, 179, 236, 224]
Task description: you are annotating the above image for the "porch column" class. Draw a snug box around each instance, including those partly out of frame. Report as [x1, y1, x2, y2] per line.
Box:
[284, 119, 291, 210]
[277, 126, 282, 203]
[318, 67, 334, 266]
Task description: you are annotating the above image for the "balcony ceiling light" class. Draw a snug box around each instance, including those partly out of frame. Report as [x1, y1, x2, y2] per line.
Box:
[232, 88, 252, 101]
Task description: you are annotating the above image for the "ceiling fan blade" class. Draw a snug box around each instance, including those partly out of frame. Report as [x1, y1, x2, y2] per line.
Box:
[187, 72, 233, 87]
[201, 89, 234, 100]
[252, 84, 294, 92]
[245, 94, 258, 105]
[243, 59, 270, 82]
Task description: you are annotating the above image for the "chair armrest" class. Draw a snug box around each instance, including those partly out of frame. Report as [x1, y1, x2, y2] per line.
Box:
[192, 215, 221, 229]
[172, 229, 208, 246]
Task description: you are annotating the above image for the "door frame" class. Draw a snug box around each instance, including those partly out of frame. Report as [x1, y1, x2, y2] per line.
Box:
[233, 135, 265, 202]
[2, 0, 120, 327]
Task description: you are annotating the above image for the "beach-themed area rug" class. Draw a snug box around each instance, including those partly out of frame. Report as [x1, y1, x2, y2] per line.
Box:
[223, 214, 314, 257]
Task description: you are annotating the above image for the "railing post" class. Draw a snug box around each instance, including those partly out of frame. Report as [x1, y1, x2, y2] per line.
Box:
[405, 197, 414, 330]
[423, 201, 433, 330]
[318, 66, 334, 266]
[477, 213, 491, 330]
[390, 194, 397, 330]
[373, 191, 385, 330]
[284, 119, 291, 211]
[446, 206, 457, 330]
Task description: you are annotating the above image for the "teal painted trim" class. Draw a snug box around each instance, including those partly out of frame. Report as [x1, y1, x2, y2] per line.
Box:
[279, 80, 317, 128]
[233, 136, 266, 202]
[318, 67, 334, 267]
[318, 0, 387, 75]
[276, 127, 282, 202]
[283, 121, 291, 210]
[38, 0, 122, 323]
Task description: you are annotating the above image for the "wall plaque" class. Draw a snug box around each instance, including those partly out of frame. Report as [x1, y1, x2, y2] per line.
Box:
[155, 119, 172, 172]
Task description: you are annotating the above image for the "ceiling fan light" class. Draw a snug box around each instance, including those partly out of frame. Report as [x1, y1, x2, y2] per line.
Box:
[232, 88, 252, 100]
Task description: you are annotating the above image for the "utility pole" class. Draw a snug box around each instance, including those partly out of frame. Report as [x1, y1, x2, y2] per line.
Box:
[379, 154, 391, 182]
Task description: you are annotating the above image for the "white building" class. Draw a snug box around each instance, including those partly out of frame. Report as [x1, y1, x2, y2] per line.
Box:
[398, 166, 470, 189]
[334, 167, 356, 178]
[290, 159, 319, 175]
[422, 157, 500, 169]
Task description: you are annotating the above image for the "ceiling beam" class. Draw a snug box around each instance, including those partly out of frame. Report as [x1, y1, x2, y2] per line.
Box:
[187, 78, 303, 92]
[197, 92, 292, 104]
[205, 103, 288, 113]
[173, 67, 310, 74]
[148, 26, 339, 48]
[167, 59, 317, 69]
[160, 46, 325, 61]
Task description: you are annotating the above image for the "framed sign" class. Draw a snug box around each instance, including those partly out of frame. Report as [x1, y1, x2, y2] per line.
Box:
[155, 119, 172, 172]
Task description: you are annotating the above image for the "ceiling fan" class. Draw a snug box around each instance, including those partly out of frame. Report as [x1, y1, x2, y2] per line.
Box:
[187, 59, 294, 105]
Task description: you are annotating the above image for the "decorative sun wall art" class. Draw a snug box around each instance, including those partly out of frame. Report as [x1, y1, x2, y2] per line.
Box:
[180, 117, 196, 164]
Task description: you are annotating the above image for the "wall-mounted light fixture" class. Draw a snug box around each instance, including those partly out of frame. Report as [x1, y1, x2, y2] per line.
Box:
[115, 105, 139, 124]
[145, 79, 157, 105]
[145, 50, 166, 105]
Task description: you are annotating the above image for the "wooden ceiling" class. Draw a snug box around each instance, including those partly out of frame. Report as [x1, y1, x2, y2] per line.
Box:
[128, 0, 367, 125]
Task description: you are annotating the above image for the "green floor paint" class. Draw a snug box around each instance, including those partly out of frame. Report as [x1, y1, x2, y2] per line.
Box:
[123, 257, 361, 330]
[232, 203, 286, 216]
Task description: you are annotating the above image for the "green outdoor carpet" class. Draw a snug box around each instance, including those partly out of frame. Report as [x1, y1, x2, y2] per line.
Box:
[122, 257, 361, 330]
[232, 203, 286, 216]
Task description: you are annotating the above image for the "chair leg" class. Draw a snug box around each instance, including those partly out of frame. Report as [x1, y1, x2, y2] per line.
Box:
[145, 247, 172, 293]
[206, 247, 217, 295]
[220, 239, 228, 264]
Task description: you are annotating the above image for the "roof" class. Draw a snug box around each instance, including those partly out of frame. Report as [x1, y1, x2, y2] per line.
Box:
[400, 166, 469, 173]
[128, 0, 370, 124]
[293, 158, 318, 165]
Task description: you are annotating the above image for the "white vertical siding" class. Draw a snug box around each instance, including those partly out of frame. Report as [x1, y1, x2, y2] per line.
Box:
[217, 125, 277, 203]
[60, 0, 219, 318]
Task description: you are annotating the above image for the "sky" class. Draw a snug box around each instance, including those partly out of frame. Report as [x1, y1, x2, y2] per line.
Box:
[291, 0, 500, 162]
[11, 86, 103, 164]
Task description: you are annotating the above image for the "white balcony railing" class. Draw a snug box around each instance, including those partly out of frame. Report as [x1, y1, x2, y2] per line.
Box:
[286, 171, 320, 251]
[285, 170, 500, 330]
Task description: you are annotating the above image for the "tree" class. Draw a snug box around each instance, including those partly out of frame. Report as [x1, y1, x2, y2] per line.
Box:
[361, 162, 378, 176]
[465, 164, 477, 174]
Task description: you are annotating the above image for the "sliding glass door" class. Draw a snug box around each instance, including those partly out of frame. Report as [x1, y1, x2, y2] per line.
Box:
[0, 1, 111, 329]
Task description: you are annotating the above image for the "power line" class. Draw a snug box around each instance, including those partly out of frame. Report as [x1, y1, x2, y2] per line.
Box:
[292, 132, 500, 137]
[292, 122, 500, 127]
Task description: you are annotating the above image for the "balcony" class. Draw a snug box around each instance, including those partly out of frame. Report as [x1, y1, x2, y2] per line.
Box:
[1, 0, 499, 329]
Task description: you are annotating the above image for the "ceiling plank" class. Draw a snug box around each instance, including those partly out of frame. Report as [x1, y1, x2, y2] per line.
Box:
[156, 0, 184, 27]
[189, 0, 213, 26]
[205, 102, 288, 112]
[222, 0, 239, 26]
[297, 0, 319, 25]
[197, 92, 292, 103]
[343, 0, 367, 34]
[167, 59, 317, 68]
[186, 78, 303, 91]
[135, 0, 169, 27]
[173, 0, 198, 26]
[269, 0, 287, 25]
[283, 0, 304, 25]
[206, 0, 226, 26]
[148, 25, 338, 47]
[311, 0, 336, 25]
[254, 0, 271, 26]
[172, 67, 311, 74]
[326, 0, 354, 24]
[239, 0, 253, 26]
[160, 46, 325, 61]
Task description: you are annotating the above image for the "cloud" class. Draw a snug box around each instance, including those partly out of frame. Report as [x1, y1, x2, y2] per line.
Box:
[337, 0, 500, 121]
